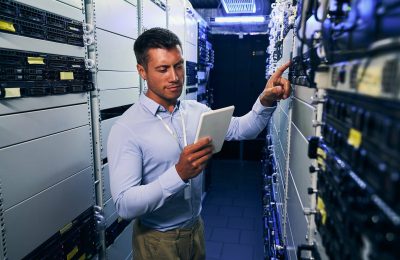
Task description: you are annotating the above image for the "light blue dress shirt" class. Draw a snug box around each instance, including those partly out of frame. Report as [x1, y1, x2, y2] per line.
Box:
[107, 94, 275, 231]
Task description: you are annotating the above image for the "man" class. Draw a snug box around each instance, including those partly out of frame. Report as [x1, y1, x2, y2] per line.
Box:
[107, 27, 290, 260]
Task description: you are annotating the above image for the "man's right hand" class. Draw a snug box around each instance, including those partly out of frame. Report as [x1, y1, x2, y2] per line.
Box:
[175, 137, 213, 181]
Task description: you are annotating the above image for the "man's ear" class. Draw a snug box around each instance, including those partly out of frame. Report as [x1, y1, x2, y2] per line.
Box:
[137, 64, 147, 80]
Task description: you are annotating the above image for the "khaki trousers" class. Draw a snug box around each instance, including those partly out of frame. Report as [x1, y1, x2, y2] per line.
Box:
[132, 218, 206, 260]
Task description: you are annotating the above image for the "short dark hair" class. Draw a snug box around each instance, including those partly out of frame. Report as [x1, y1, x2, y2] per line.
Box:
[134, 27, 182, 67]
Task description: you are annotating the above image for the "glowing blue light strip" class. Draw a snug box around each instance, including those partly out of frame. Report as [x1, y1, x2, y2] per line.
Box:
[214, 16, 265, 24]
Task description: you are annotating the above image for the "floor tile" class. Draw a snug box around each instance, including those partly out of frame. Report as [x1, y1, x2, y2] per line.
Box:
[220, 243, 253, 260]
[210, 228, 240, 243]
[228, 216, 255, 230]
[219, 206, 243, 217]
[206, 241, 223, 259]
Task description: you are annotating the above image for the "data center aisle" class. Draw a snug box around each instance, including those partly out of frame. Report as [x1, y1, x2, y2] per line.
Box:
[202, 160, 264, 260]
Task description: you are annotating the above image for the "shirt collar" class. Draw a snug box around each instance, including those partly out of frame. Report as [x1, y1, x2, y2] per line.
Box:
[140, 94, 181, 115]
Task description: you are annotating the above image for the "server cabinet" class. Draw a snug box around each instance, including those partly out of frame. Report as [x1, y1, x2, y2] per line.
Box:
[85, 0, 140, 258]
[263, 0, 324, 258]
[0, 0, 97, 258]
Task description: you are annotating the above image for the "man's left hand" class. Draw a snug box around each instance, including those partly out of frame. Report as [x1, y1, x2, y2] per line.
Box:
[259, 61, 292, 107]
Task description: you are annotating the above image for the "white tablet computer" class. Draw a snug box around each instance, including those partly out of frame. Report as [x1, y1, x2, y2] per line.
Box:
[194, 106, 235, 153]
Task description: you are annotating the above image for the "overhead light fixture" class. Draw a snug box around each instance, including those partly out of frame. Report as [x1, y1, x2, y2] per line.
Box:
[213, 16, 265, 24]
[221, 0, 256, 14]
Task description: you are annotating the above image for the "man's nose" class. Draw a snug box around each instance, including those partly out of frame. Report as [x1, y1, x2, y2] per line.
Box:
[170, 69, 179, 82]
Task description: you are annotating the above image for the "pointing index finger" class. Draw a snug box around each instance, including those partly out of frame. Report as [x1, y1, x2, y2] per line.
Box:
[271, 61, 291, 80]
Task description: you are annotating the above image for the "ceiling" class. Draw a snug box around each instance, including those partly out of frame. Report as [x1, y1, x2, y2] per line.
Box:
[188, 0, 220, 9]
[188, 0, 272, 34]
[188, 0, 271, 14]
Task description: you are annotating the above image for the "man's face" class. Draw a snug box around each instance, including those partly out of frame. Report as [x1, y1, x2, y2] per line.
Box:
[137, 46, 185, 107]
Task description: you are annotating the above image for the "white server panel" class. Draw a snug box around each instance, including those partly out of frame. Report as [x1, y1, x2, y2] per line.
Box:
[289, 127, 313, 208]
[0, 125, 92, 209]
[0, 33, 85, 57]
[292, 98, 315, 139]
[282, 29, 294, 63]
[167, 0, 185, 44]
[97, 71, 140, 91]
[4, 167, 94, 260]
[278, 102, 290, 158]
[96, 29, 137, 71]
[185, 42, 197, 63]
[0, 94, 88, 116]
[294, 85, 316, 104]
[141, 0, 167, 30]
[99, 88, 139, 110]
[95, 0, 138, 39]
[286, 170, 309, 259]
[101, 116, 120, 159]
[285, 127, 315, 258]
[184, 8, 197, 46]
[56, 0, 83, 9]
[0, 104, 89, 148]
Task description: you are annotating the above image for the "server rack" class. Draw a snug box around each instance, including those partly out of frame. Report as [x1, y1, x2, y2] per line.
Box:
[264, 0, 326, 258]
[264, 0, 400, 258]
[0, 1, 206, 258]
[0, 0, 98, 259]
[84, 0, 140, 258]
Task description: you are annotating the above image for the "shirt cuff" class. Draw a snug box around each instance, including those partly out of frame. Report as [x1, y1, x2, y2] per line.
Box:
[253, 98, 276, 115]
[158, 165, 188, 196]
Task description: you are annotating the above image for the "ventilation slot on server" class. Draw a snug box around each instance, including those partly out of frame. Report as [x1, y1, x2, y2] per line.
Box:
[0, 0, 84, 46]
[23, 207, 100, 260]
[382, 59, 400, 96]
[0, 48, 93, 99]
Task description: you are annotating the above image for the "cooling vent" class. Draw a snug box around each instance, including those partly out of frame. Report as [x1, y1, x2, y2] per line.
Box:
[221, 0, 256, 14]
